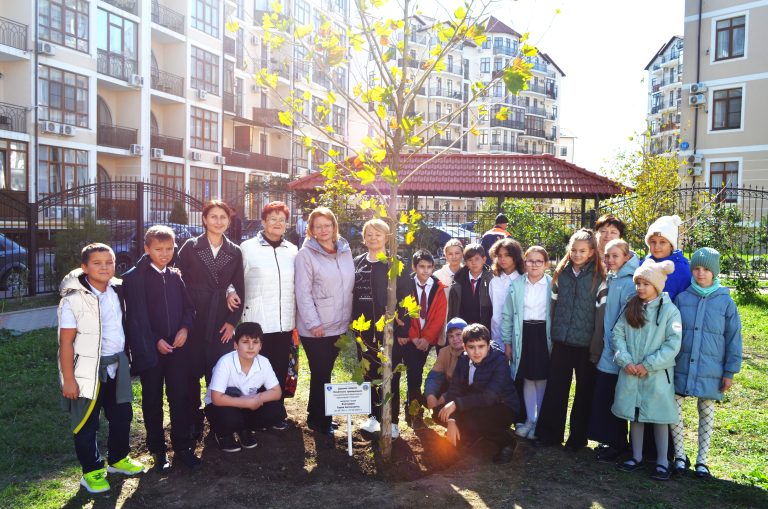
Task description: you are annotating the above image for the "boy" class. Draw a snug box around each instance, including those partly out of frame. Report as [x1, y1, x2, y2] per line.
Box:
[425, 317, 468, 421]
[393, 249, 448, 430]
[204, 322, 284, 452]
[123, 226, 199, 471]
[58, 243, 144, 494]
[447, 244, 493, 331]
[439, 324, 519, 464]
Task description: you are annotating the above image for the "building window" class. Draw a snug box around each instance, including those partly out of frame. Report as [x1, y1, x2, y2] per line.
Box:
[480, 57, 490, 73]
[39, 0, 89, 52]
[482, 38, 490, 49]
[37, 145, 87, 196]
[560, 146, 568, 157]
[479, 130, 488, 145]
[191, 46, 220, 95]
[294, 0, 310, 24]
[96, 9, 138, 80]
[222, 170, 245, 215]
[190, 107, 219, 151]
[38, 65, 89, 128]
[192, 0, 219, 38]
[150, 161, 184, 214]
[190, 166, 218, 202]
[710, 161, 738, 203]
[0, 140, 28, 192]
[715, 15, 745, 61]
[332, 105, 346, 135]
[712, 88, 742, 130]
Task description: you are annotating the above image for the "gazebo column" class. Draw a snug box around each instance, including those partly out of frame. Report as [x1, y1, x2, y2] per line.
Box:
[581, 198, 586, 227]
[497, 195, 503, 212]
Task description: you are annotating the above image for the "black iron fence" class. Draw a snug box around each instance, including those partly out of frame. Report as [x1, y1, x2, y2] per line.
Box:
[151, 69, 184, 97]
[151, 1, 185, 34]
[0, 102, 27, 134]
[0, 16, 27, 51]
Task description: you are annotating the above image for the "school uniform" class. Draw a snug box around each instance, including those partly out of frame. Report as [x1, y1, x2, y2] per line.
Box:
[447, 266, 493, 330]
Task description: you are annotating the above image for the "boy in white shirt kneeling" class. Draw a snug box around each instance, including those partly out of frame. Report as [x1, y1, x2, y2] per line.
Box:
[204, 322, 284, 452]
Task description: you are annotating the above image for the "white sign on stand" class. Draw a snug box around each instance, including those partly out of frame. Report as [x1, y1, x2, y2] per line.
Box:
[325, 382, 372, 456]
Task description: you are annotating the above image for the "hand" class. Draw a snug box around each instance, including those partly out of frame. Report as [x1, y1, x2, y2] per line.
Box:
[397, 337, 409, 346]
[157, 339, 174, 355]
[446, 420, 461, 447]
[720, 377, 733, 392]
[62, 379, 80, 400]
[635, 364, 648, 377]
[426, 394, 438, 409]
[220, 322, 235, 343]
[310, 325, 325, 338]
[438, 400, 457, 422]
[226, 292, 241, 312]
[504, 344, 513, 361]
[414, 338, 429, 352]
[247, 394, 263, 410]
[172, 328, 188, 348]
[623, 363, 637, 376]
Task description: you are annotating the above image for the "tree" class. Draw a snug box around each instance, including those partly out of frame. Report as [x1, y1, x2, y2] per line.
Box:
[168, 201, 189, 225]
[244, 0, 545, 459]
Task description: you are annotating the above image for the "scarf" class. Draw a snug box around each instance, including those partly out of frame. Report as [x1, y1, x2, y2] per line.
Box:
[690, 277, 721, 297]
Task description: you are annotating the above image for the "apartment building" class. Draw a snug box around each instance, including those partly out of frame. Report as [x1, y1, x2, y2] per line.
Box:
[679, 0, 768, 193]
[0, 0, 349, 217]
[645, 36, 683, 156]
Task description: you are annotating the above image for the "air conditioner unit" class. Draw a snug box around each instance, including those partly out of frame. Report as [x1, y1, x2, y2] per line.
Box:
[129, 144, 143, 156]
[690, 82, 707, 94]
[196, 89, 207, 100]
[689, 94, 706, 106]
[129, 74, 144, 87]
[40, 121, 59, 133]
[190, 150, 202, 161]
[687, 154, 703, 164]
[689, 166, 703, 177]
[60, 124, 76, 136]
[37, 42, 56, 55]
[214, 155, 226, 164]
[150, 148, 164, 159]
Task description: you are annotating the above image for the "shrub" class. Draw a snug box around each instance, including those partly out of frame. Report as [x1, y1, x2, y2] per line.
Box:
[168, 201, 189, 225]
[53, 206, 111, 283]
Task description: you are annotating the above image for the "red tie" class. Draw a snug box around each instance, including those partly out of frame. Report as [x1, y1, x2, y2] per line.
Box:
[418, 283, 427, 320]
[471, 277, 478, 296]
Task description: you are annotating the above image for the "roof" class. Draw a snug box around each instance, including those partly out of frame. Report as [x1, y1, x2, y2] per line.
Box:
[288, 153, 624, 199]
[485, 16, 522, 38]
[644, 35, 683, 70]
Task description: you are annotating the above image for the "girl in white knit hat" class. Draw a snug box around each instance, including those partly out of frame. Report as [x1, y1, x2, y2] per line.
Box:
[644, 215, 692, 300]
[612, 259, 683, 481]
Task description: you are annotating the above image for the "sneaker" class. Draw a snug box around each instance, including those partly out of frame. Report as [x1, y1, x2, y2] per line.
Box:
[515, 422, 532, 438]
[80, 468, 110, 493]
[107, 456, 145, 475]
[175, 448, 202, 470]
[391, 424, 400, 439]
[492, 443, 517, 464]
[526, 424, 537, 440]
[152, 453, 171, 473]
[217, 433, 241, 452]
[239, 430, 258, 449]
[271, 420, 290, 432]
[360, 416, 381, 433]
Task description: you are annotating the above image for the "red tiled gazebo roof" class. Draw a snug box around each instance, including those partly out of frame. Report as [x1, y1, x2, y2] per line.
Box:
[288, 153, 624, 199]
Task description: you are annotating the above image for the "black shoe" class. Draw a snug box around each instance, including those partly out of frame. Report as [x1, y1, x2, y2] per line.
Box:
[564, 440, 586, 452]
[271, 420, 290, 431]
[492, 443, 517, 464]
[308, 421, 335, 436]
[239, 430, 258, 449]
[331, 420, 340, 429]
[217, 434, 241, 453]
[153, 453, 171, 473]
[189, 422, 203, 442]
[651, 464, 672, 481]
[673, 456, 691, 474]
[175, 448, 202, 470]
[694, 463, 712, 480]
[596, 445, 622, 463]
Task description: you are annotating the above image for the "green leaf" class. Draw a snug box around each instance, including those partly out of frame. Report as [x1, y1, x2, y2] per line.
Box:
[503, 59, 533, 95]
[381, 166, 398, 185]
[376, 252, 388, 263]
[388, 258, 404, 280]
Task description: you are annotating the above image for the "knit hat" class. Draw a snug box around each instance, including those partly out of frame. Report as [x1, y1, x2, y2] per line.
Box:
[690, 247, 720, 277]
[446, 317, 468, 333]
[645, 215, 682, 251]
[633, 259, 675, 296]
[495, 213, 509, 225]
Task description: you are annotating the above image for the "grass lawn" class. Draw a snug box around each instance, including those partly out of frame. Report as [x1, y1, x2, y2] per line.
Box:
[1, 297, 767, 508]
[0, 294, 59, 314]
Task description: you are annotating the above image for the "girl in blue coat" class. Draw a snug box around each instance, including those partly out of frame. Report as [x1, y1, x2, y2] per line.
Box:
[671, 248, 742, 480]
[645, 215, 691, 300]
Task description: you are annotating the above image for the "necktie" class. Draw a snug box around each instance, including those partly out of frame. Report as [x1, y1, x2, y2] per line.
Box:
[471, 277, 478, 296]
[418, 283, 427, 320]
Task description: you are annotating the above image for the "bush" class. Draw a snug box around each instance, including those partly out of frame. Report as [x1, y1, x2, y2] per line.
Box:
[733, 272, 760, 303]
[53, 206, 111, 283]
[168, 201, 189, 225]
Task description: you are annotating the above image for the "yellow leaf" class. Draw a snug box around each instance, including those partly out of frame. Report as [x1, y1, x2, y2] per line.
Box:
[375, 316, 385, 332]
[225, 20, 240, 34]
[278, 110, 293, 127]
[470, 126, 479, 136]
[454, 5, 466, 19]
[328, 148, 339, 158]
[303, 90, 312, 100]
[303, 136, 312, 147]
[327, 90, 337, 105]
[295, 23, 312, 39]
[495, 107, 509, 121]
[434, 59, 446, 72]
[406, 230, 415, 245]
[371, 148, 387, 162]
[399, 211, 408, 224]
[351, 314, 371, 332]
[271, 0, 282, 15]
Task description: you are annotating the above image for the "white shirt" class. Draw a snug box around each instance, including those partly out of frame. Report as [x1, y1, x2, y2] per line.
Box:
[204, 351, 280, 405]
[524, 277, 549, 321]
[150, 263, 167, 274]
[60, 279, 125, 378]
[211, 243, 222, 258]
[489, 271, 521, 349]
[414, 276, 434, 329]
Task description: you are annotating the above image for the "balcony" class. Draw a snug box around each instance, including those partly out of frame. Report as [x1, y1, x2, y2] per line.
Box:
[0, 102, 27, 134]
[0, 16, 27, 51]
[98, 49, 138, 81]
[222, 147, 289, 174]
[524, 127, 545, 138]
[151, 2, 185, 35]
[98, 123, 138, 149]
[428, 112, 461, 124]
[429, 138, 460, 148]
[490, 117, 525, 130]
[397, 58, 424, 70]
[545, 133, 557, 141]
[517, 146, 544, 155]
[527, 105, 546, 117]
[442, 64, 463, 76]
[545, 86, 557, 99]
[429, 88, 462, 100]
[151, 133, 183, 157]
[102, 0, 138, 15]
[532, 62, 549, 73]
[223, 92, 243, 116]
[151, 68, 184, 97]
[660, 121, 680, 132]
[252, 107, 281, 128]
[223, 36, 235, 56]
[489, 142, 516, 152]
[492, 45, 516, 57]
[527, 82, 547, 95]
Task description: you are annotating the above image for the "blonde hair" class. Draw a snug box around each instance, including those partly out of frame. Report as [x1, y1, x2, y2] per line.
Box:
[605, 238, 631, 257]
[306, 206, 340, 241]
[362, 218, 390, 240]
[443, 238, 464, 253]
[552, 228, 603, 290]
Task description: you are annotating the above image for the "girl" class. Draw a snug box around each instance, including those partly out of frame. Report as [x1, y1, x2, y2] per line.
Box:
[434, 239, 463, 347]
[501, 246, 552, 440]
[672, 248, 742, 479]
[645, 215, 691, 300]
[589, 239, 639, 462]
[612, 259, 682, 481]
[489, 238, 525, 351]
[535, 229, 607, 450]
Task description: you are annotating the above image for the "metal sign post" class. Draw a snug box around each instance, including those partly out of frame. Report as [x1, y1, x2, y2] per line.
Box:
[324, 382, 372, 456]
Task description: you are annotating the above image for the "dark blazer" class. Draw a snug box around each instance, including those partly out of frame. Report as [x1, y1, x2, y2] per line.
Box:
[446, 347, 519, 415]
[352, 253, 411, 340]
[447, 266, 493, 330]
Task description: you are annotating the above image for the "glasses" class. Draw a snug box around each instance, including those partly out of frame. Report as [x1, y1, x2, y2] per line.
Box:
[313, 223, 334, 231]
[266, 217, 287, 225]
[525, 259, 545, 267]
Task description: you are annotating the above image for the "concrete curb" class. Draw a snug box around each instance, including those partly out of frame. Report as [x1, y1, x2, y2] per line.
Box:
[0, 306, 57, 332]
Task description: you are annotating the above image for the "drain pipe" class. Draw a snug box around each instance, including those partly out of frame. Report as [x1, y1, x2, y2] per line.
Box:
[692, 0, 702, 184]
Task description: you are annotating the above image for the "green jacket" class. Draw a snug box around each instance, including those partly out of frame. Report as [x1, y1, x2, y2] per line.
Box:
[611, 294, 682, 424]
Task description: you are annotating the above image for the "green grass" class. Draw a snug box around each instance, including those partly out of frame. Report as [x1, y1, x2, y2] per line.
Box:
[0, 294, 59, 314]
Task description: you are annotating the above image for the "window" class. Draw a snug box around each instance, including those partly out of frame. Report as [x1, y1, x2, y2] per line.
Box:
[560, 146, 568, 157]
[294, 141, 308, 167]
[190, 166, 218, 202]
[190, 106, 219, 151]
[150, 162, 184, 213]
[294, 0, 310, 24]
[0, 140, 28, 191]
[479, 130, 488, 145]
[480, 58, 490, 73]
[97, 9, 138, 80]
[332, 105, 346, 135]
[710, 161, 738, 203]
[192, 0, 219, 38]
[38, 65, 89, 127]
[37, 145, 87, 195]
[222, 171, 245, 215]
[191, 46, 220, 95]
[482, 38, 490, 49]
[712, 88, 742, 130]
[494, 58, 504, 71]
[39, 0, 89, 52]
[715, 16, 745, 61]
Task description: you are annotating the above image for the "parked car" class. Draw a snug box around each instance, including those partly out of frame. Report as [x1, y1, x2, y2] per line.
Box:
[0, 233, 28, 294]
[112, 222, 197, 275]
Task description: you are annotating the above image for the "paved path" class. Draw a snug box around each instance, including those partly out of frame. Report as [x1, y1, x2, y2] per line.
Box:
[0, 306, 57, 332]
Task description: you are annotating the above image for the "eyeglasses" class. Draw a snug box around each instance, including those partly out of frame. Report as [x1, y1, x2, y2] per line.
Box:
[525, 259, 545, 267]
[266, 217, 287, 225]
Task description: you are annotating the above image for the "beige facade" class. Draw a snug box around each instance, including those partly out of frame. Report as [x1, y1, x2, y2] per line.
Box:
[680, 0, 768, 190]
[645, 36, 683, 156]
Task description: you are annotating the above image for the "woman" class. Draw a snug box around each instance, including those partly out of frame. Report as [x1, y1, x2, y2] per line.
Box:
[177, 200, 244, 439]
[295, 207, 355, 435]
[232, 201, 297, 430]
[353, 218, 411, 438]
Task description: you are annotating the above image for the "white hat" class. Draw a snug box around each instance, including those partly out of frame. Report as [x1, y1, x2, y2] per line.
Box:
[633, 259, 675, 296]
[645, 215, 682, 251]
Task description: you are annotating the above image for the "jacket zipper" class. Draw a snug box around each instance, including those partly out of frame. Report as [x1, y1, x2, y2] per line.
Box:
[273, 246, 283, 331]
[161, 272, 171, 339]
[665, 368, 671, 384]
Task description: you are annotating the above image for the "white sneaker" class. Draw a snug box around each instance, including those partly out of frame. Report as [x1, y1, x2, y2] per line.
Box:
[360, 416, 381, 433]
[527, 424, 537, 440]
[391, 424, 400, 439]
[515, 422, 532, 437]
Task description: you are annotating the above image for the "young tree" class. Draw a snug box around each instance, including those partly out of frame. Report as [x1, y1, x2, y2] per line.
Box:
[242, 0, 544, 458]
